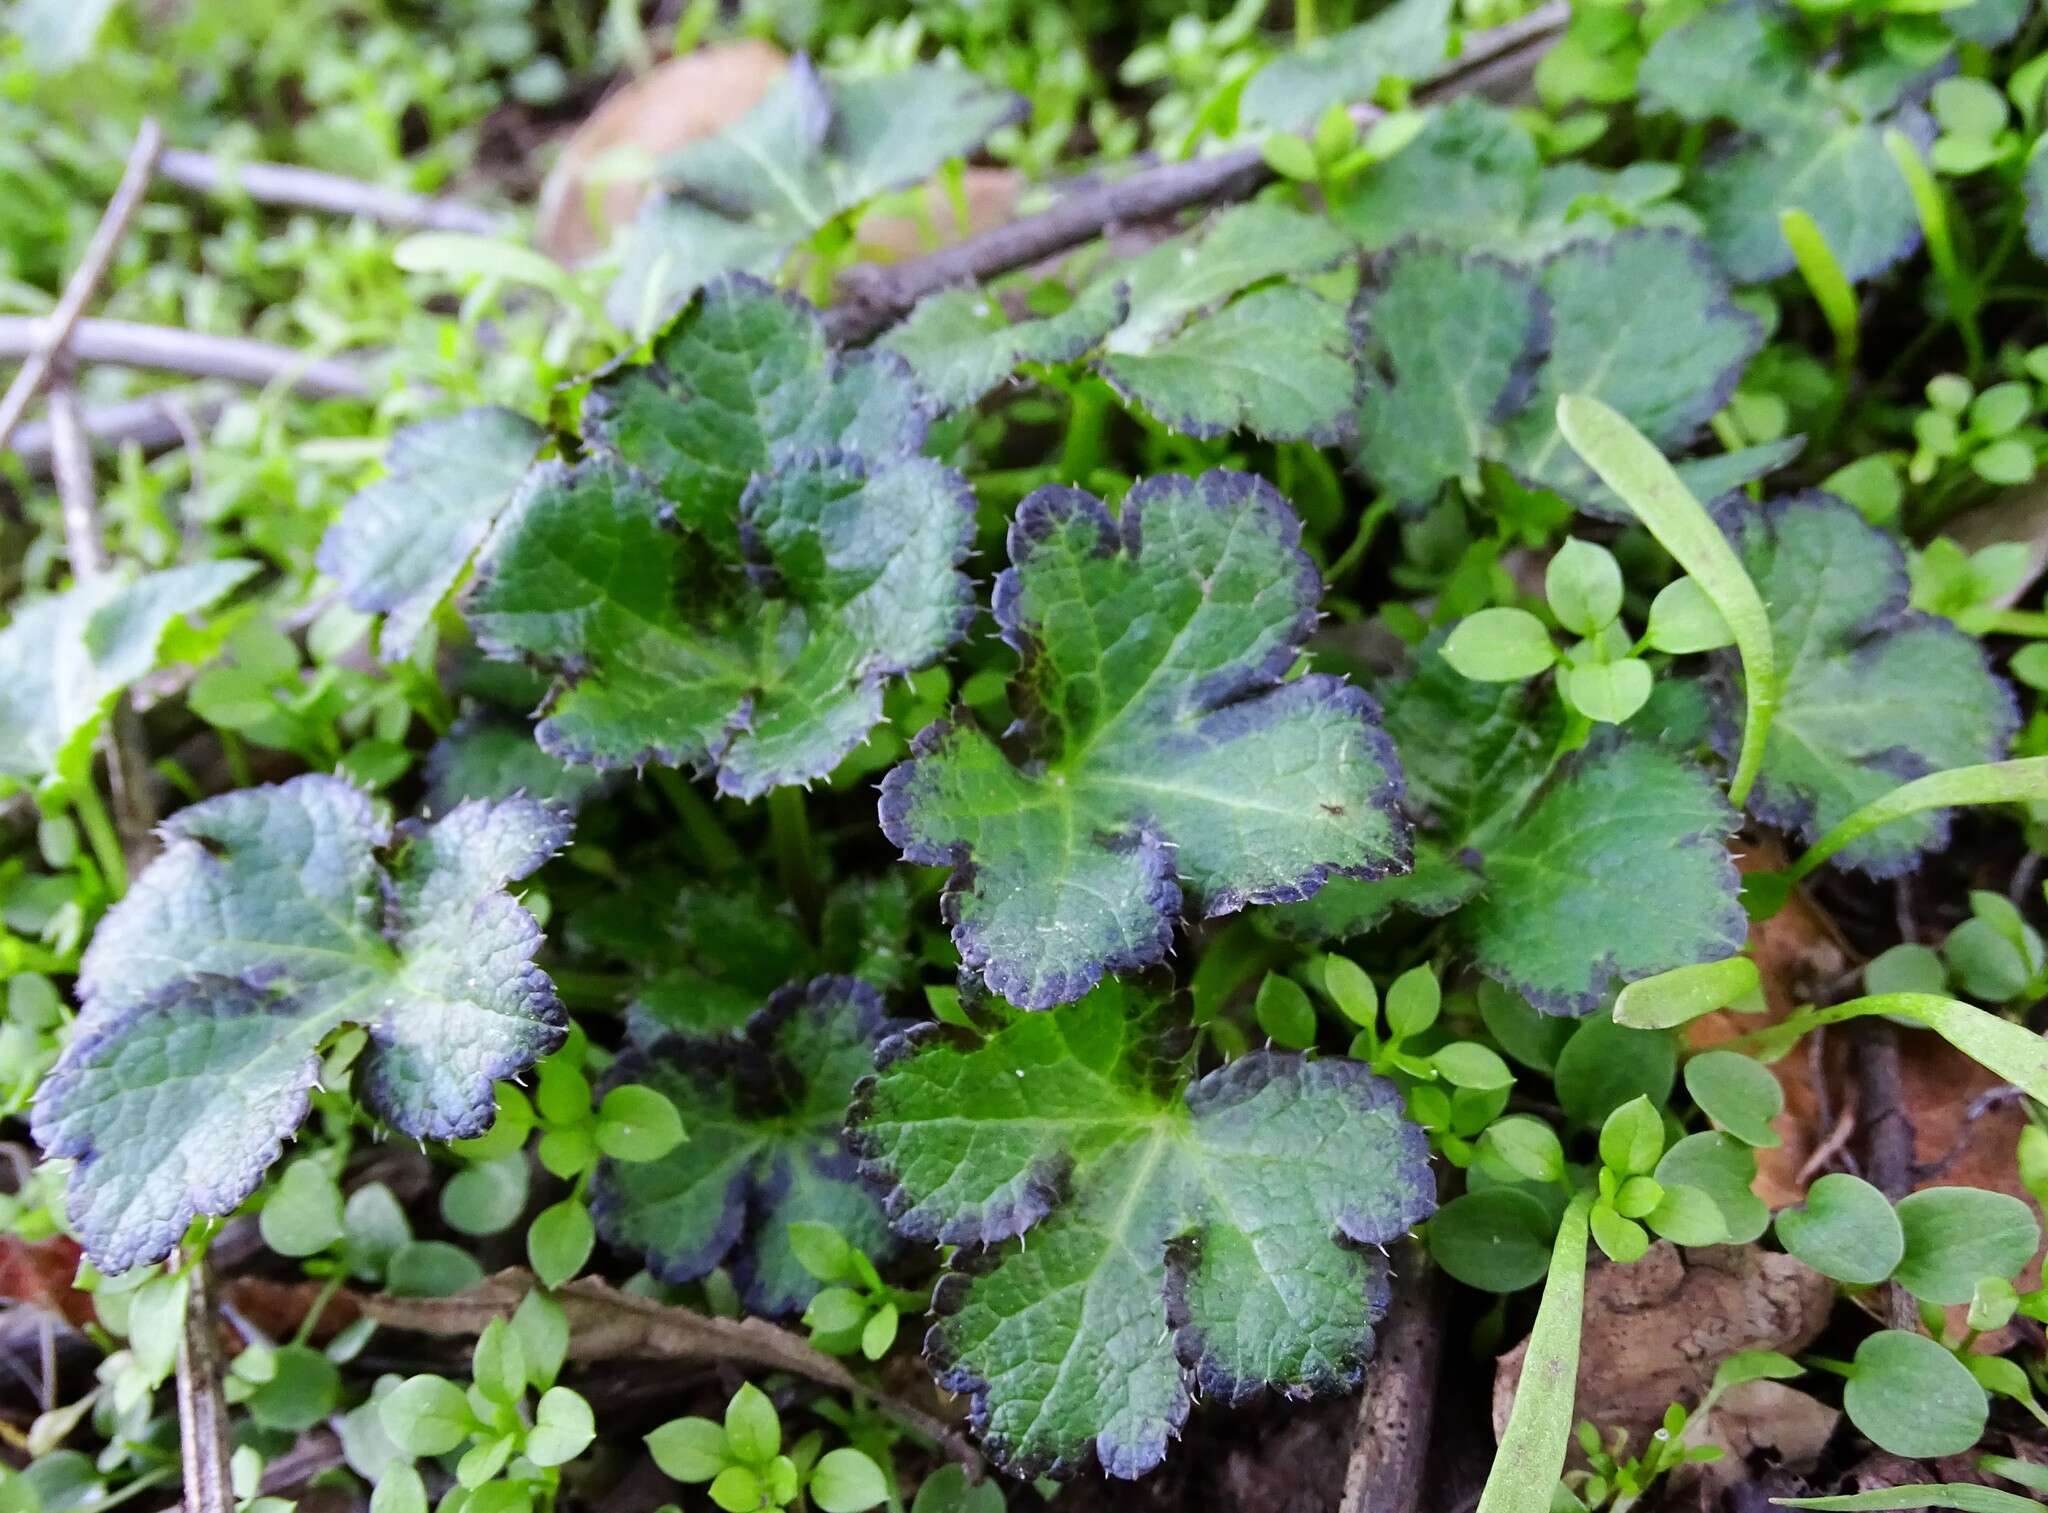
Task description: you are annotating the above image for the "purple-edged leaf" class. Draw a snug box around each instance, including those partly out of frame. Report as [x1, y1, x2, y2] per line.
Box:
[849, 982, 1435, 1479]
[879, 471, 1410, 1009]
[1456, 740, 1747, 1014]
[33, 776, 567, 1272]
[1729, 494, 2017, 876]
[856, 986, 1433, 1482]
[317, 408, 544, 662]
[589, 976, 903, 1315]
[467, 278, 974, 798]
[1498, 229, 1762, 515]
[1264, 647, 1744, 1010]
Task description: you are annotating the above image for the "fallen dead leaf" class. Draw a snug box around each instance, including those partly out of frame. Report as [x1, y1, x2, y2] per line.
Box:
[536, 41, 788, 264]
[1492, 1243, 1834, 1455]
[1680, 1378, 1840, 1496]
[0, 1235, 92, 1329]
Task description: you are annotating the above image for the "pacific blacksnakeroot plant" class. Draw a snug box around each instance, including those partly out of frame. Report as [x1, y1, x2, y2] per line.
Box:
[19, 3, 2048, 1505]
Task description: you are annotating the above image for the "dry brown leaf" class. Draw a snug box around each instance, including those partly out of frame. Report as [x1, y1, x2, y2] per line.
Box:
[536, 42, 788, 264]
[0, 1235, 92, 1329]
[1681, 1378, 1840, 1496]
[1491, 1243, 1834, 1454]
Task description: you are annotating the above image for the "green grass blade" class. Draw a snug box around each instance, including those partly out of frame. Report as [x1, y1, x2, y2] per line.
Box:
[1476, 1192, 1592, 1513]
[1555, 395, 1777, 805]
[1779, 208, 1858, 369]
[1774, 1486, 2047, 1511]
[1785, 758, 2048, 882]
[1724, 993, 2048, 1104]
[1613, 956, 1761, 1030]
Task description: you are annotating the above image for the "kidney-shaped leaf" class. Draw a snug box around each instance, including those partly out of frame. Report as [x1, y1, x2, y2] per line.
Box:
[33, 775, 568, 1271]
[469, 277, 974, 798]
[318, 408, 544, 662]
[880, 471, 1410, 1008]
[590, 976, 903, 1316]
[1732, 494, 2016, 876]
[849, 984, 1436, 1478]
[0, 560, 254, 790]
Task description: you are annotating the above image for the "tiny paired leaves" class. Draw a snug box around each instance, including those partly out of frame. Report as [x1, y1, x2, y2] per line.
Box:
[34, 776, 568, 1271]
[469, 277, 974, 798]
[880, 471, 1409, 1008]
[1732, 495, 2016, 876]
[590, 976, 903, 1315]
[0, 560, 254, 790]
[849, 984, 1436, 1478]
[318, 408, 544, 662]
[608, 58, 1022, 324]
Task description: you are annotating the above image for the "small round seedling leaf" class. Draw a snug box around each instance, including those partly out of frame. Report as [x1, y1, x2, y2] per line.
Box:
[1894, 1187, 2041, 1304]
[1842, 1329, 1988, 1459]
[1864, 942, 1946, 996]
[1428, 1188, 1555, 1292]
[810, 1448, 890, 1513]
[1319, 955, 1379, 1029]
[1556, 1017, 1678, 1127]
[260, 1160, 345, 1258]
[1646, 576, 1734, 653]
[596, 1084, 687, 1162]
[1432, 1042, 1513, 1091]
[1478, 1115, 1565, 1185]
[380, 1375, 474, 1459]
[1774, 1173, 1903, 1285]
[1384, 965, 1441, 1037]
[1547, 540, 1625, 637]
[1646, 1183, 1726, 1246]
[1590, 1203, 1650, 1262]
[646, 1417, 727, 1483]
[1599, 1096, 1665, 1177]
[441, 1155, 529, 1237]
[1443, 607, 1556, 682]
[526, 1387, 596, 1467]
[529, 1198, 595, 1290]
[1683, 1051, 1784, 1147]
[1563, 658, 1653, 725]
[724, 1383, 780, 1466]
[1656, 1132, 1768, 1244]
[1255, 973, 1319, 1050]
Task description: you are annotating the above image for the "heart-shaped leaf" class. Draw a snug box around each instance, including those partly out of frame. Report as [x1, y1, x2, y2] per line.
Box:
[880, 471, 1410, 1008]
[469, 277, 975, 798]
[590, 976, 903, 1315]
[849, 983, 1436, 1477]
[33, 775, 568, 1271]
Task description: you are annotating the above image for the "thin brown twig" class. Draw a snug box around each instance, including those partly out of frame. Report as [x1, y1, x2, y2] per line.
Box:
[156, 148, 504, 234]
[175, 1255, 236, 1513]
[1339, 1239, 1446, 1513]
[0, 318, 372, 400]
[1850, 1019, 1921, 1332]
[820, 1, 1568, 345]
[0, 120, 164, 454]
